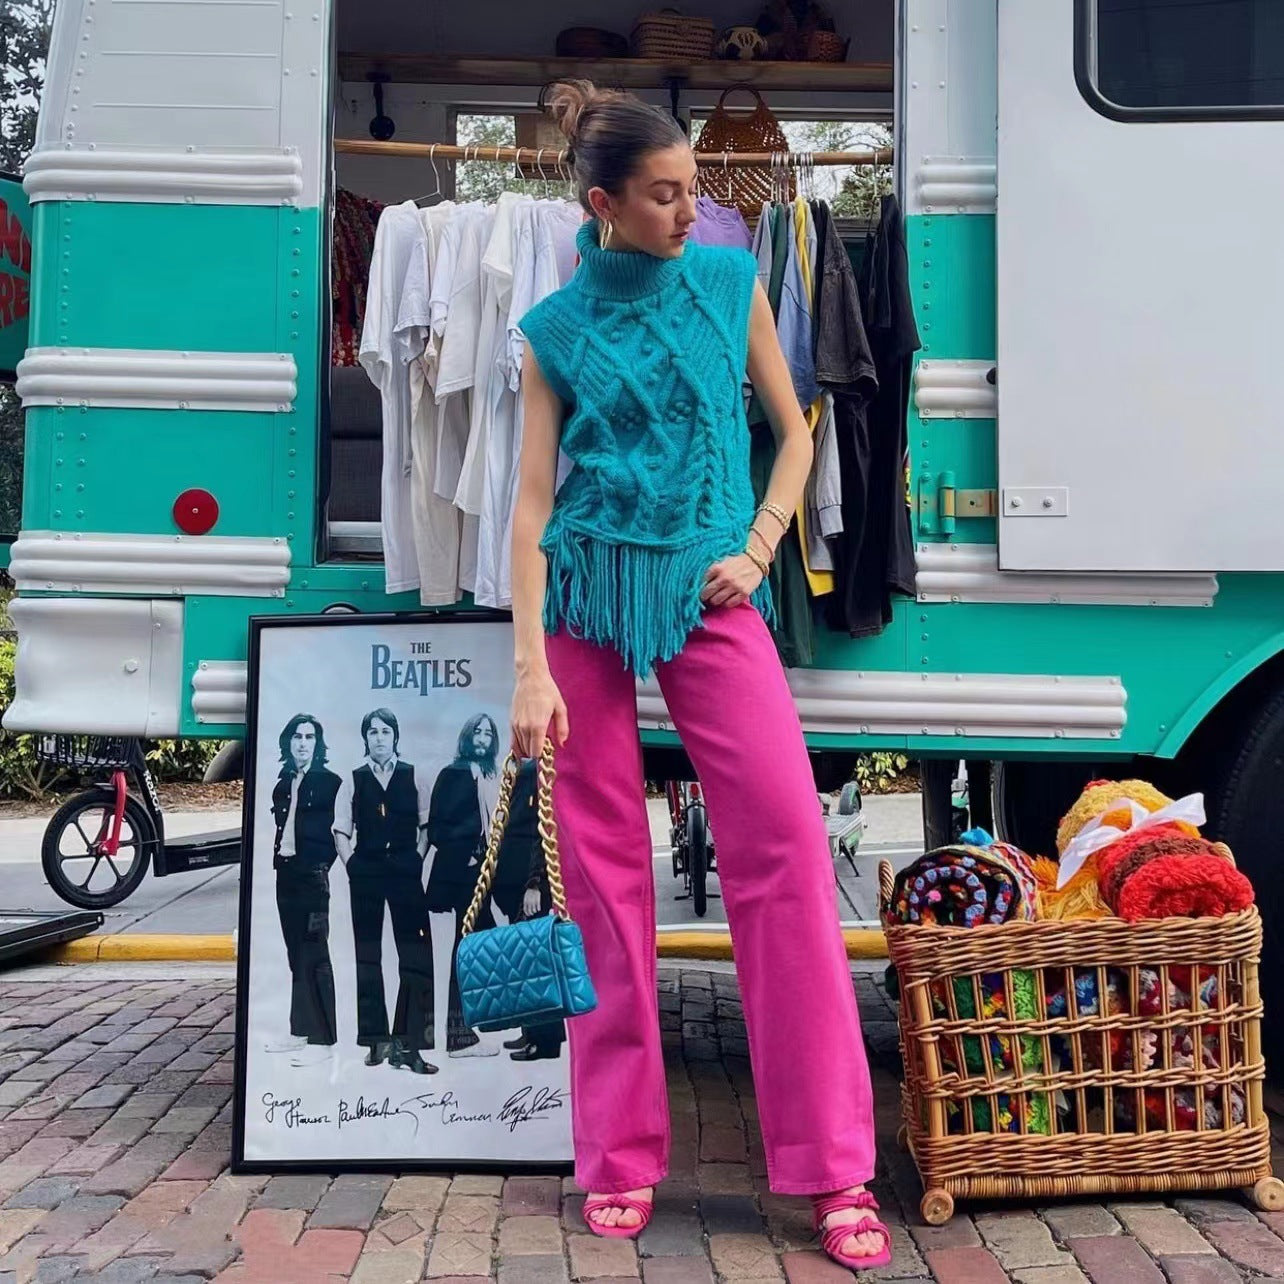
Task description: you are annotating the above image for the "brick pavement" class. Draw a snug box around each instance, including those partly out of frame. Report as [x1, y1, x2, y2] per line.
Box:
[0, 967, 1278, 1282]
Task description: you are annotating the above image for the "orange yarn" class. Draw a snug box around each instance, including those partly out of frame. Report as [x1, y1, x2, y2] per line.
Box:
[1055, 779, 1199, 855]
[1032, 853, 1111, 921]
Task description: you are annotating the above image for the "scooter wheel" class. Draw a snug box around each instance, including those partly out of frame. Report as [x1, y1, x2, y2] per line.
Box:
[41, 789, 156, 909]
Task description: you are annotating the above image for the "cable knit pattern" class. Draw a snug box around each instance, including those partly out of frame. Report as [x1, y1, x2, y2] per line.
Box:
[519, 219, 773, 677]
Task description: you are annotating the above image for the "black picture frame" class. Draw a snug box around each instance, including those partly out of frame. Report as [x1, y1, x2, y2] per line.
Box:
[231, 609, 574, 1175]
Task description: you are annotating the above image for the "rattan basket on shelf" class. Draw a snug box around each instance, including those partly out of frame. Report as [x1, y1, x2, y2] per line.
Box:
[878, 860, 1283, 1225]
[630, 10, 716, 61]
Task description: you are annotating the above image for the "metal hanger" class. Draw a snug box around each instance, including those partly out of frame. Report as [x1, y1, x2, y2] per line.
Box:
[414, 143, 444, 206]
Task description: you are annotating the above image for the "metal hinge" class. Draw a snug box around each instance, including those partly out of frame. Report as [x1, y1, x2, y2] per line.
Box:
[918, 472, 998, 536]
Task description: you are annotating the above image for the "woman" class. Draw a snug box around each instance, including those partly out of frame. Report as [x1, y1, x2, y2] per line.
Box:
[508, 80, 889, 1271]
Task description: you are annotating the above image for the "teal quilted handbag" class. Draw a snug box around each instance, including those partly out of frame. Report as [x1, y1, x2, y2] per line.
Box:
[456, 742, 597, 1033]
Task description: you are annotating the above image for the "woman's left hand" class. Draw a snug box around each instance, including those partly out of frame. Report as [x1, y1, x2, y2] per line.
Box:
[701, 554, 765, 610]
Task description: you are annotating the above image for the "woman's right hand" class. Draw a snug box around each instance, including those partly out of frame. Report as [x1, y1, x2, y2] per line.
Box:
[511, 665, 570, 759]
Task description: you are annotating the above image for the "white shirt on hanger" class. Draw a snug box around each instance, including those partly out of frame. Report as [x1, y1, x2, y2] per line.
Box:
[405, 200, 465, 606]
[495, 200, 582, 607]
[359, 200, 430, 595]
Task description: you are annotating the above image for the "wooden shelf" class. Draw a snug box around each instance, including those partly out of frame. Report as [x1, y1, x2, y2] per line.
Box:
[338, 53, 893, 94]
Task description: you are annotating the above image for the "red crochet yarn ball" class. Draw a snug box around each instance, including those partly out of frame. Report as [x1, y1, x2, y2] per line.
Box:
[1115, 855, 1255, 921]
[1096, 823, 1189, 889]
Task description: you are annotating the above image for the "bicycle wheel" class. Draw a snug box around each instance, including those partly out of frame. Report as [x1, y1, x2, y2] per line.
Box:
[687, 804, 709, 919]
[41, 789, 156, 909]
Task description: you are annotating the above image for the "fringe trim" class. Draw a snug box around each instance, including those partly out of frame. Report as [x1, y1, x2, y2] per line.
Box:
[542, 528, 776, 678]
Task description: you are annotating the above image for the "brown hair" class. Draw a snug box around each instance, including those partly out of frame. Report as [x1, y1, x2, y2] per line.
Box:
[542, 79, 688, 213]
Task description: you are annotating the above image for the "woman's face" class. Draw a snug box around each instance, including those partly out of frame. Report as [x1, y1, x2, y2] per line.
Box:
[592, 143, 699, 259]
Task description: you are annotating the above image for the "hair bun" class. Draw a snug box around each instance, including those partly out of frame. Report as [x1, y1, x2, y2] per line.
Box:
[543, 79, 622, 145]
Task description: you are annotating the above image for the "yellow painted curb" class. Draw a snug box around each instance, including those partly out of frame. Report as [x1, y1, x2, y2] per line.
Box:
[46, 927, 888, 965]
[47, 934, 237, 963]
[657, 927, 888, 962]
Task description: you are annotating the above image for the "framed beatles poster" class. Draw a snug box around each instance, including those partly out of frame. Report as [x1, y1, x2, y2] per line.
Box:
[232, 612, 573, 1172]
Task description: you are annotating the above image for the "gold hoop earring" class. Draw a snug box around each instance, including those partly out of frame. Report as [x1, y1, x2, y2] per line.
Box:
[602, 219, 614, 249]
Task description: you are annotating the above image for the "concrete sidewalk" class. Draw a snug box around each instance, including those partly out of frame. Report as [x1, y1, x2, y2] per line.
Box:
[0, 960, 1279, 1282]
[0, 794, 928, 940]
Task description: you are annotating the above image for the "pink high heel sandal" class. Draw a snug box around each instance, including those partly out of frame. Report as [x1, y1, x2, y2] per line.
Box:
[581, 1193, 654, 1239]
[811, 1190, 893, 1271]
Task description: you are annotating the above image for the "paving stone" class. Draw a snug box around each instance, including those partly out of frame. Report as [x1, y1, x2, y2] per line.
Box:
[1200, 1217, 1284, 1275]
[0, 1085, 36, 1109]
[225, 1210, 364, 1281]
[149, 1106, 218, 1136]
[36, 1193, 127, 1251]
[924, 1246, 1009, 1284]
[636, 1195, 703, 1257]
[908, 1219, 981, 1254]
[698, 1194, 764, 1236]
[255, 1173, 333, 1211]
[448, 1174, 504, 1196]
[3, 1176, 81, 1210]
[381, 1175, 450, 1216]
[695, 1163, 752, 1195]
[371, 1211, 422, 1246]
[159, 1148, 227, 1181]
[1159, 1257, 1246, 1284]
[307, 1174, 393, 1231]
[707, 1232, 780, 1280]
[424, 1227, 493, 1277]
[73, 1084, 134, 1110]
[30, 1255, 82, 1281]
[42, 1141, 124, 1177]
[1171, 1198, 1256, 1226]
[498, 1254, 570, 1284]
[1013, 1268, 1091, 1284]
[497, 1213, 562, 1254]
[1039, 1207, 1122, 1241]
[350, 1246, 424, 1283]
[117, 1094, 179, 1122]
[568, 1231, 639, 1279]
[780, 1251, 856, 1282]
[699, 1124, 747, 1165]
[976, 1211, 1070, 1269]
[90, 1258, 169, 1282]
[1111, 1205, 1215, 1256]
[641, 1259, 715, 1283]
[1068, 1234, 1165, 1283]
[501, 1176, 562, 1216]
[38, 1108, 114, 1139]
[437, 1193, 500, 1238]
[0, 1209, 43, 1252]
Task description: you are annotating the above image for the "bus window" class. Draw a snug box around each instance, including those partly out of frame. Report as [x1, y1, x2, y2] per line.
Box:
[1077, 0, 1284, 119]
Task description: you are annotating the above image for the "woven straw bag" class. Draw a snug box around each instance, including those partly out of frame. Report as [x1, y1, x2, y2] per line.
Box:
[630, 10, 716, 60]
[694, 88, 794, 218]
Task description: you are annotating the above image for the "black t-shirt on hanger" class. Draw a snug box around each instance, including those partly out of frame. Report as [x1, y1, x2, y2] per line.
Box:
[832, 193, 918, 638]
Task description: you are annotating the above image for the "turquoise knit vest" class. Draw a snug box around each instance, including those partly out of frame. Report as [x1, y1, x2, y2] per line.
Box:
[519, 219, 774, 677]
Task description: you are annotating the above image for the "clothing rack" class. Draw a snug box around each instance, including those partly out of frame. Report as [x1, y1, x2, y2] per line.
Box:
[334, 140, 893, 167]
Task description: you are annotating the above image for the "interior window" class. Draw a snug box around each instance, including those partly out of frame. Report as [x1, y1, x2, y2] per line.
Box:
[1080, 0, 1284, 115]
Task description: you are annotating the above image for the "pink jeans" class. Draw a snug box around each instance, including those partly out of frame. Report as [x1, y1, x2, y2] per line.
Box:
[545, 602, 876, 1195]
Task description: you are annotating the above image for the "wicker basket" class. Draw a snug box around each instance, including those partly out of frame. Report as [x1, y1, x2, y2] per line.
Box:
[878, 861, 1283, 1224]
[693, 87, 793, 219]
[806, 30, 849, 62]
[630, 10, 716, 61]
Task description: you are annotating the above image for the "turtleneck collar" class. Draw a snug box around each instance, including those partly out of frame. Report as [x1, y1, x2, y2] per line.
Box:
[574, 218, 687, 301]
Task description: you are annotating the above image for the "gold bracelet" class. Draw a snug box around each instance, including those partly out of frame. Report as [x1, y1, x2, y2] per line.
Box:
[743, 545, 770, 577]
[748, 525, 775, 563]
[757, 501, 791, 533]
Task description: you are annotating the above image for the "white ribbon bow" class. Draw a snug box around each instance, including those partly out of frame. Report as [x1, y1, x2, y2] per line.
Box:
[1056, 793, 1206, 889]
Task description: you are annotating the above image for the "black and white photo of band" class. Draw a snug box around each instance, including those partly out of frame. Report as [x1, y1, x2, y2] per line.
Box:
[235, 617, 572, 1169]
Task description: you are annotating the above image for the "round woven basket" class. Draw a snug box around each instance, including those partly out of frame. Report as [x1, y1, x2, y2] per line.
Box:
[806, 30, 849, 62]
[631, 10, 716, 60]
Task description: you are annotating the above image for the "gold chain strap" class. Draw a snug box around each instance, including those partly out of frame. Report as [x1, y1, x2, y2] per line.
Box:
[460, 740, 568, 936]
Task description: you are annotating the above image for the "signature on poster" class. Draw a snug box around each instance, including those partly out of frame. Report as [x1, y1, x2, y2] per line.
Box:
[261, 1083, 567, 1136]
